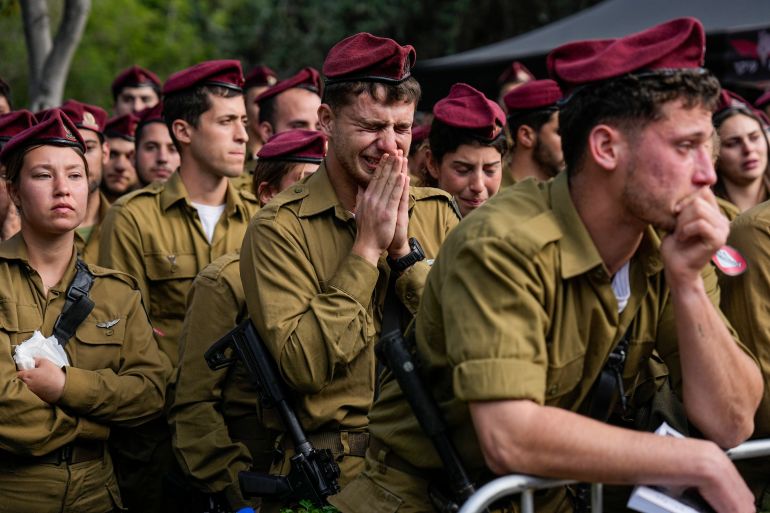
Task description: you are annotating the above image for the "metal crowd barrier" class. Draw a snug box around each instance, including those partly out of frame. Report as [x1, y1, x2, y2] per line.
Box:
[459, 438, 770, 513]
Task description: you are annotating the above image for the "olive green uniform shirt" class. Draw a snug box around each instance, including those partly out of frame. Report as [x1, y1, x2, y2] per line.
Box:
[74, 191, 111, 266]
[98, 172, 259, 366]
[0, 233, 168, 456]
[240, 163, 459, 434]
[169, 251, 274, 510]
[368, 173, 747, 510]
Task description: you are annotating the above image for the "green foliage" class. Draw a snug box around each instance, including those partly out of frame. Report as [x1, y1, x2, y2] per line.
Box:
[279, 499, 339, 513]
[0, 0, 602, 110]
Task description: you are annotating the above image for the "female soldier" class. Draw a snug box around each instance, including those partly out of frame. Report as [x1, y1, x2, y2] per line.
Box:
[0, 109, 168, 513]
[713, 89, 770, 217]
[425, 83, 509, 218]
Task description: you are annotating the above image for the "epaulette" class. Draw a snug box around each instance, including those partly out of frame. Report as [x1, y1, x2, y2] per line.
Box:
[237, 186, 258, 204]
[507, 210, 563, 257]
[409, 185, 452, 202]
[198, 251, 240, 281]
[112, 181, 163, 207]
[271, 182, 311, 207]
[85, 263, 141, 290]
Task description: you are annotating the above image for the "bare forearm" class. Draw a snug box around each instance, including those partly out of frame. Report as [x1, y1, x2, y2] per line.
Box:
[670, 279, 761, 447]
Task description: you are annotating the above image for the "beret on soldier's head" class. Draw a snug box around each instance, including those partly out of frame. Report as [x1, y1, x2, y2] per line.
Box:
[111, 65, 161, 99]
[257, 129, 327, 163]
[138, 103, 164, 125]
[497, 61, 535, 86]
[433, 83, 506, 141]
[411, 123, 431, 145]
[323, 32, 416, 85]
[547, 17, 705, 94]
[245, 65, 278, 89]
[503, 79, 562, 114]
[714, 89, 766, 127]
[256, 67, 322, 105]
[60, 99, 108, 134]
[0, 109, 85, 166]
[105, 113, 139, 141]
[0, 110, 36, 143]
[755, 90, 770, 109]
[163, 60, 244, 95]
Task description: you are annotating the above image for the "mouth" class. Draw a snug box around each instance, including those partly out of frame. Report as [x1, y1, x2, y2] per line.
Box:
[360, 155, 381, 172]
[742, 159, 759, 171]
[51, 204, 74, 213]
[459, 197, 486, 208]
[152, 167, 173, 178]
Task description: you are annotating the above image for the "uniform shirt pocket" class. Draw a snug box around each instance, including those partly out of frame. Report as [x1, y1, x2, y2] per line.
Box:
[72, 320, 126, 371]
[143, 252, 198, 320]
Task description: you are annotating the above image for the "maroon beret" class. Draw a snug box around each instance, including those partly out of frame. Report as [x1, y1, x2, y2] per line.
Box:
[323, 33, 416, 85]
[163, 60, 244, 95]
[257, 129, 326, 163]
[0, 110, 36, 142]
[60, 99, 108, 134]
[245, 65, 278, 89]
[547, 17, 705, 94]
[0, 109, 85, 165]
[433, 83, 506, 140]
[504, 79, 562, 114]
[111, 65, 161, 99]
[411, 123, 431, 145]
[105, 113, 139, 141]
[256, 67, 322, 105]
[137, 103, 164, 125]
[755, 90, 770, 109]
[714, 89, 766, 127]
[497, 61, 535, 86]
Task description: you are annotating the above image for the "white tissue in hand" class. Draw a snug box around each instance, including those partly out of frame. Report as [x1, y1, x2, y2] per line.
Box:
[13, 330, 70, 370]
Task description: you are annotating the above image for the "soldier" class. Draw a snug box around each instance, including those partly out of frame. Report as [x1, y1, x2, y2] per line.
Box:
[712, 89, 769, 214]
[60, 100, 110, 265]
[239, 32, 459, 511]
[254, 67, 322, 144]
[0, 109, 167, 513]
[332, 18, 762, 513]
[244, 65, 278, 160]
[497, 61, 534, 108]
[0, 76, 12, 115]
[103, 113, 140, 203]
[168, 129, 325, 512]
[425, 83, 507, 218]
[98, 59, 259, 513]
[407, 123, 431, 186]
[134, 103, 180, 185]
[502, 79, 564, 186]
[112, 65, 162, 116]
[756, 90, 770, 124]
[0, 110, 35, 241]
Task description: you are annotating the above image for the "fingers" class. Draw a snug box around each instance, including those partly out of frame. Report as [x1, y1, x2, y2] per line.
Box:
[673, 193, 728, 248]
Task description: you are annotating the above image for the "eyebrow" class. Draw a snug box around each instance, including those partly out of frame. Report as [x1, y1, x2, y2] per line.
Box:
[29, 163, 85, 171]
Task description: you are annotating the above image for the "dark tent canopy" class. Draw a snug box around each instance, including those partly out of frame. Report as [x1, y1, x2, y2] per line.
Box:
[414, 0, 770, 107]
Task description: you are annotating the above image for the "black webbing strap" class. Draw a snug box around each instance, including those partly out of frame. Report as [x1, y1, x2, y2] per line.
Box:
[586, 325, 633, 422]
[52, 259, 95, 348]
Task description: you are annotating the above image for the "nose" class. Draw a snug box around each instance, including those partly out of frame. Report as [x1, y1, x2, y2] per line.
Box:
[157, 147, 169, 164]
[376, 128, 398, 155]
[53, 173, 72, 196]
[468, 170, 485, 193]
[234, 121, 248, 143]
[693, 146, 717, 186]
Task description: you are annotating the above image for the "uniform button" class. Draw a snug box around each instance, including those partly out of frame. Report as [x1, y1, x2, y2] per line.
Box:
[106, 329, 114, 336]
[294, 187, 303, 193]
[547, 384, 558, 395]
[405, 292, 414, 301]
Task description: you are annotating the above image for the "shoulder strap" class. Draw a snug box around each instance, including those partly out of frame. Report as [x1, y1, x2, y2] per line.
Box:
[587, 324, 633, 422]
[52, 259, 95, 348]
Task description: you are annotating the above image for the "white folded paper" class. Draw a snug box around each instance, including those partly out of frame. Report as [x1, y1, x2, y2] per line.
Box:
[13, 330, 70, 370]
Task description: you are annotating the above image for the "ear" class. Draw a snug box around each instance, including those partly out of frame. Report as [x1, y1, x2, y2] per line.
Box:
[8, 181, 20, 210]
[172, 119, 193, 146]
[587, 124, 623, 171]
[425, 149, 440, 180]
[257, 121, 274, 143]
[516, 125, 536, 149]
[257, 181, 277, 206]
[317, 104, 334, 138]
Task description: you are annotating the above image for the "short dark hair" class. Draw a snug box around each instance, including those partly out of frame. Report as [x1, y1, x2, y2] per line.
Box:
[508, 109, 556, 147]
[428, 118, 509, 166]
[322, 78, 421, 112]
[257, 95, 278, 127]
[163, 85, 242, 151]
[114, 83, 161, 102]
[559, 69, 720, 174]
[0, 77, 11, 109]
[135, 120, 166, 147]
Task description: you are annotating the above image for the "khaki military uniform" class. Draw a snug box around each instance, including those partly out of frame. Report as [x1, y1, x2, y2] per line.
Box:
[74, 191, 111, 266]
[332, 172, 750, 513]
[0, 234, 168, 513]
[168, 251, 276, 511]
[240, 164, 459, 507]
[720, 203, 770, 510]
[97, 171, 259, 513]
[716, 196, 740, 222]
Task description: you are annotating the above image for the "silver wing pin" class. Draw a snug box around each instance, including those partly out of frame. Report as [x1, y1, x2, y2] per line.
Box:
[96, 319, 121, 329]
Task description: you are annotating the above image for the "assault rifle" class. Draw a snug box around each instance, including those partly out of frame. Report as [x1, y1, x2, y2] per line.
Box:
[205, 319, 340, 506]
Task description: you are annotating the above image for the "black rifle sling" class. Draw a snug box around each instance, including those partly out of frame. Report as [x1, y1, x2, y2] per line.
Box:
[52, 259, 95, 348]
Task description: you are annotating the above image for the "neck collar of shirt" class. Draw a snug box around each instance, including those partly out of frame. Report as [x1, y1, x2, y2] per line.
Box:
[160, 171, 248, 220]
[550, 172, 663, 280]
[0, 232, 79, 292]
